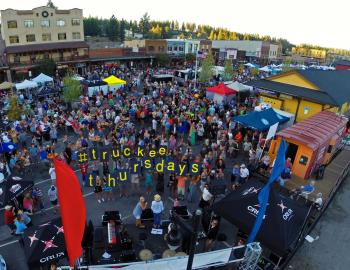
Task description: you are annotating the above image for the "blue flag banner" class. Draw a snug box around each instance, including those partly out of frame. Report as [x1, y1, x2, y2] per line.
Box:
[247, 139, 287, 243]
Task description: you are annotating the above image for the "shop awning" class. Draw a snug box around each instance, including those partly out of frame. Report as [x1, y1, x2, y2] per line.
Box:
[103, 75, 126, 86]
[234, 108, 289, 131]
[207, 83, 237, 96]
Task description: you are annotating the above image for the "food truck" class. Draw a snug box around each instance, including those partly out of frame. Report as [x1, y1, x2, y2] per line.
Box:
[269, 111, 348, 179]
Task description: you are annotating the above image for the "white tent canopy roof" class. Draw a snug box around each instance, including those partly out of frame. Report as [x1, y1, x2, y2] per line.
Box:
[244, 63, 256, 68]
[259, 66, 271, 72]
[32, 73, 53, 83]
[226, 81, 250, 92]
[15, 79, 38, 90]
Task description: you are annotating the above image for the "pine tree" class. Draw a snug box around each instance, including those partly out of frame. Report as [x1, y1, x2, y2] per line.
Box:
[209, 30, 215, 40]
[218, 29, 225, 40]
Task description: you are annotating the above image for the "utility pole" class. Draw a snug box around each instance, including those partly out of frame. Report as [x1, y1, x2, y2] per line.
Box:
[194, 51, 199, 89]
[186, 209, 202, 270]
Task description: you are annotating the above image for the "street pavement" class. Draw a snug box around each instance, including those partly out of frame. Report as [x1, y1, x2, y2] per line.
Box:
[289, 174, 350, 270]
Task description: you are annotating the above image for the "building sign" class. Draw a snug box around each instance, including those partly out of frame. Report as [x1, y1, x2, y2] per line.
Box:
[226, 49, 237, 60]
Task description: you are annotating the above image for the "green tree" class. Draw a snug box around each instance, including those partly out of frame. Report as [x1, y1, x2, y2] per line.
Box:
[106, 16, 119, 41]
[63, 76, 82, 109]
[185, 53, 196, 63]
[139, 13, 151, 36]
[199, 54, 214, 83]
[223, 59, 233, 81]
[155, 54, 171, 66]
[238, 64, 245, 74]
[217, 29, 225, 40]
[174, 21, 179, 30]
[7, 95, 22, 121]
[37, 58, 56, 76]
[181, 22, 186, 32]
[251, 68, 259, 77]
[119, 20, 126, 42]
[83, 17, 100, 36]
[208, 30, 215, 40]
[46, 0, 58, 9]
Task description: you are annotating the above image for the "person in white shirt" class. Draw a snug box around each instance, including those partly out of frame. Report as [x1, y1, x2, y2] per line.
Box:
[199, 184, 213, 209]
[239, 164, 249, 184]
[114, 115, 121, 125]
[151, 194, 164, 228]
[49, 165, 56, 184]
[152, 118, 157, 131]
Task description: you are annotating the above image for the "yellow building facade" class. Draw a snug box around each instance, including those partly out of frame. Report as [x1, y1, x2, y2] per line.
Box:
[256, 71, 349, 122]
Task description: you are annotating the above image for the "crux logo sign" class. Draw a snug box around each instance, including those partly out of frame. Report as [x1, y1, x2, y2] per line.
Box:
[277, 200, 294, 221]
[247, 203, 268, 219]
[242, 186, 260, 196]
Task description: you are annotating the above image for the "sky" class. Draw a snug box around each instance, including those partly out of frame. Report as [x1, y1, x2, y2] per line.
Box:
[1, 0, 349, 50]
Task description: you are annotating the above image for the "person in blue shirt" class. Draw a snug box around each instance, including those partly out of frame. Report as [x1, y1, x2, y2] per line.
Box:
[14, 214, 27, 235]
[17, 210, 32, 227]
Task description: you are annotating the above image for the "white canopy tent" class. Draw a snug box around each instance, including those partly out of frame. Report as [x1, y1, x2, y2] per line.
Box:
[244, 63, 256, 68]
[226, 81, 251, 92]
[15, 80, 38, 90]
[32, 73, 53, 84]
[259, 66, 271, 72]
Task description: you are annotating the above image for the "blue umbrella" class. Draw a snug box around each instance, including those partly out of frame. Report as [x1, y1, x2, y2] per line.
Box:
[0, 142, 17, 153]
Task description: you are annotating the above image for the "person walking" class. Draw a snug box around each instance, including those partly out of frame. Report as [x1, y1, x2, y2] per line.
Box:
[49, 164, 56, 184]
[145, 170, 153, 195]
[94, 176, 103, 203]
[132, 196, 147, 229]
[48, 185, 58, 214]
[151, 194, 164, 229]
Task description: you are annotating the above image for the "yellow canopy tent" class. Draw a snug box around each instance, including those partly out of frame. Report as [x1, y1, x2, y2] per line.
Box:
[103, 75, 126, 86]
[0, 81, 14, 90]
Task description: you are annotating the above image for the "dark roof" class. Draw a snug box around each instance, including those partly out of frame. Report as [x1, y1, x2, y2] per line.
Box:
[247, 79, 338, 106]
[335, 60, 350, 66]
[5, 41, 89, 54]
[296, 70, 350, 106]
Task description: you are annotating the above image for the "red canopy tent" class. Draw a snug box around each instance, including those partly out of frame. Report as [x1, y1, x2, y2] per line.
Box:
[207, 83, 237, 96]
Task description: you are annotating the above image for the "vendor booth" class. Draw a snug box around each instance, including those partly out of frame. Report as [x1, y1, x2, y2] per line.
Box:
[212, 178, 309, 267]
[269, 111, 348, 179]
[83, 80, 109, 97]
[234, 108, 290, 131]
[22, 218, 67, 269]
[226, 81, 251, 103]
[206, 83, 237, 104]
[15, 80, 38, 90]
[0, 81, 13, 91]
[103, 75, 126, 94]
[32, 73, 53, 84]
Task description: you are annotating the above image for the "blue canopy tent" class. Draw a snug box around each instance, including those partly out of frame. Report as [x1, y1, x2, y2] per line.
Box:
[234, 108, 289, 131]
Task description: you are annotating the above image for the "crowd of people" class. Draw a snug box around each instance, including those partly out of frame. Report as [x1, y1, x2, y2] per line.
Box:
[1, 64, 274, 247]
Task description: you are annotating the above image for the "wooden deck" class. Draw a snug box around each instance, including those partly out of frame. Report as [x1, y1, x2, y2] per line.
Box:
[284, 149, 350, 202]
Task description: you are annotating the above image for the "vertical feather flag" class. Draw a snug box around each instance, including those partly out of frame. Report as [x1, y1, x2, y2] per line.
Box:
[53, 158, 86, 267]
[247, 139, 287, 243]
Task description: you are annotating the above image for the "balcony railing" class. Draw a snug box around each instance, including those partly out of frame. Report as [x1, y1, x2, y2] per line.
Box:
[10, 55, 89, 67]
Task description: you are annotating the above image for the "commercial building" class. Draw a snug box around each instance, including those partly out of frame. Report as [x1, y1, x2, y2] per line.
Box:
[0, 6, 89, 80]
[248, 70, 350, 122]
[124, 39, 167, 55]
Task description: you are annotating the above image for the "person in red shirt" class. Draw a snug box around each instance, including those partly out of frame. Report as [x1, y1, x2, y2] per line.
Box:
[4, 205, 15, 233]
[176, 175, 188, 200]
[4, 205, 15, 225]
[80, 162, 89, 186]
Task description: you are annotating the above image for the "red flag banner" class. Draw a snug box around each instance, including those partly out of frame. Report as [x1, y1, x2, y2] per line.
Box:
[53, 158, 86, 266]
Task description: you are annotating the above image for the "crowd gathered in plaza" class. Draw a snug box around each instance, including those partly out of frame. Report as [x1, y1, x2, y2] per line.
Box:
[1, 64, 284, 246]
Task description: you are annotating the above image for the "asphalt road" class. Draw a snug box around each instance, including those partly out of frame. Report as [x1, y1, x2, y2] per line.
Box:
[289, 174, 350, 270]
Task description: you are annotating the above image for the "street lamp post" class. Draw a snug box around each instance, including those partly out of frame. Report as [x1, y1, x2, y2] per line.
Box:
[186, 209, 202, 270]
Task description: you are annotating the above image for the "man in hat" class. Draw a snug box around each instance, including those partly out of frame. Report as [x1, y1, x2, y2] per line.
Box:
[239, 164, 249, 184]
[151, 194, 164, 229]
